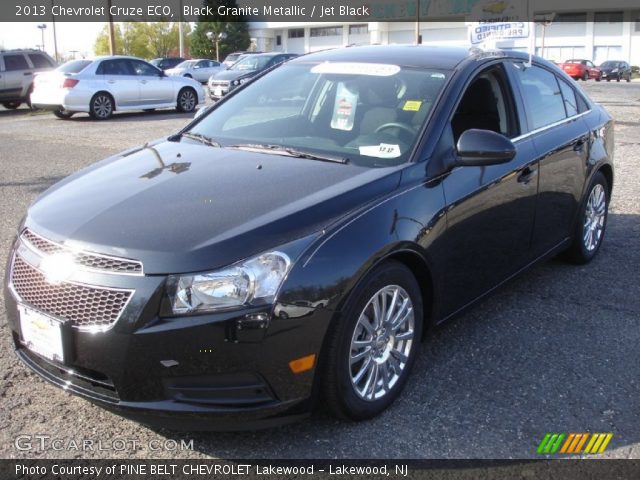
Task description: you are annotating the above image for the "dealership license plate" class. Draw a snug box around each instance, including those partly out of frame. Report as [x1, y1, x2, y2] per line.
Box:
[214, 87, 222, 97]
[19, 304, 64, 362]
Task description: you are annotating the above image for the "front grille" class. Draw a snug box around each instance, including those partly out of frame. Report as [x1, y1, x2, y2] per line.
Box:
[10, 255, 133, 330]
[21, 229, 143, 275]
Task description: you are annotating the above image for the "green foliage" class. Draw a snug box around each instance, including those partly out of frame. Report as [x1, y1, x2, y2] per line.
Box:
[93, 22, 191, 59]
[189, 1, 251, 60]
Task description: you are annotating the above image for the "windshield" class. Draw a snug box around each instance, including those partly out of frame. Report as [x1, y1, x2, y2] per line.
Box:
[600, 61, 620, 68]
[229, 55, 271, 71]
[189, 62, 449, 167]
[57, 60, 91, 74]
[176, 60, 196, 69]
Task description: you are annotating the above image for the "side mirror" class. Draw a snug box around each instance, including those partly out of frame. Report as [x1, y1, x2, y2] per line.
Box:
[455, 129, 516, 167]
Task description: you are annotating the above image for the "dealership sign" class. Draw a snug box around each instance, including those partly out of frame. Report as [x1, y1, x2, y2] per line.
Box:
[469, 21, 529, 44]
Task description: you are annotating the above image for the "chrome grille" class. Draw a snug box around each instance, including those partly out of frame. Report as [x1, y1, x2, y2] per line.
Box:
[21, 229, 143, 275]
[10, 255, 133, 330]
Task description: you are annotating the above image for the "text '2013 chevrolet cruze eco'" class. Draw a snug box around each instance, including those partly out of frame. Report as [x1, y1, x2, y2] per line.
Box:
[5, 45, 614, 430]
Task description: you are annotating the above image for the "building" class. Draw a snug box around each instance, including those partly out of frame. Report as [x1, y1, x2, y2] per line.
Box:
[249, 0, 640, 66]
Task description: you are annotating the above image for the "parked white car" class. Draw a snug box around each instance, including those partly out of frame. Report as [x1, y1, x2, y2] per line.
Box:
[165, 59, 222, 83]
[30, 56, 205, 120]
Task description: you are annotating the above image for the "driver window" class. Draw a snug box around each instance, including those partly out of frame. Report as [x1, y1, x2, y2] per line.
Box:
[451, 66, 517, 143]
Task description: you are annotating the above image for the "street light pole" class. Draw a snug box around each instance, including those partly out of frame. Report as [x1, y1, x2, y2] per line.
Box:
[37, 24, 47, 51]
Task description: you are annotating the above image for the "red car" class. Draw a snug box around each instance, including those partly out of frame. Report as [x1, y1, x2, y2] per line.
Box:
[559, 59, 602, 81]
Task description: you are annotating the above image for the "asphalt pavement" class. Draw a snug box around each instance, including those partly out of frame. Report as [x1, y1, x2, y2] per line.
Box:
[0, 82, 638, 459]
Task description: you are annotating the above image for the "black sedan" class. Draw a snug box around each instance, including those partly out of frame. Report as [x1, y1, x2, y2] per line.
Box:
[4, 45, 613, 430]
[599, 60, 632, 82]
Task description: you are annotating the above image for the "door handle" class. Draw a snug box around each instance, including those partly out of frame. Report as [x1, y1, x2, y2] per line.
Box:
[107, 80, 116, 84]
[573, 135, 589, 152]
[24, 72, 33, 76]
[140, 80, 147, 84]
[517, 166, 536, 185]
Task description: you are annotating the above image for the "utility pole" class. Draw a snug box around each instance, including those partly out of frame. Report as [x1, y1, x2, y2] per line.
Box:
[415, 0, 422, 44]
[107, 0, 116, 54]
[37, 24, 47, 51]
[178, 0, 184, 57]
[51, 0, 59, 61]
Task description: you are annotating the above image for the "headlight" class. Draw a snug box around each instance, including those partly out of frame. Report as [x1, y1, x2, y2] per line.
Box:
[166, 251, 291, 315]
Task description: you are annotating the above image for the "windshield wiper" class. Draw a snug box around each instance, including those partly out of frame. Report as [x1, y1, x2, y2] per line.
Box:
[168, 131, 221, 148]
[227, 144, 349, 164]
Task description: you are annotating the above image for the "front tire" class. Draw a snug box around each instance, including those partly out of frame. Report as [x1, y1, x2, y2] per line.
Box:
[322, 261, 423, 420]
[2, 101, 21, 109]
[582, 72, 589, 81]
[176, 88, 197, 113]
[89, 92, 114, 120]
[564, 172, 609, 264]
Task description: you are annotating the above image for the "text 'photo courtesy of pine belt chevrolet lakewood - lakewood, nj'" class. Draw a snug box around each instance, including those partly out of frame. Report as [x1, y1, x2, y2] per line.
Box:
[4, 44, 613, 430]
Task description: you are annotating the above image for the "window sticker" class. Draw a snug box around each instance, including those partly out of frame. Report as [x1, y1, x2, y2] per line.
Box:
[331, 82, 359, 131]
[359, 144, 402, 159]
[312, 62, 401, 77]
[403, 100, 423, 111]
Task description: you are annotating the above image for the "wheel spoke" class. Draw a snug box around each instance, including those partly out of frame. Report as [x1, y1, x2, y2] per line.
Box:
[352, 356, 372, 385]
[391, 305, 413, 332]
[395, 330, 414, 342]
[350, 347, 371, 365]
[366, 363, 379, 399]
[385, 289, 399, 323]
[390, 349, 408, 364]
[359, 313, 375, 335]
[380, 362, 390, 392]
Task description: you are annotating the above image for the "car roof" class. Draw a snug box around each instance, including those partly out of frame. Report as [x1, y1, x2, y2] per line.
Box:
[288, 45, 524, 70]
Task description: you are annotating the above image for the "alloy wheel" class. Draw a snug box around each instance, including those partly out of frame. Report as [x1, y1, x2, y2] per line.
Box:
[349, 285, 415, 401]
[92, 95, 112, 119]
[583, 183, 606, 252]
[179, 90, 196, 112]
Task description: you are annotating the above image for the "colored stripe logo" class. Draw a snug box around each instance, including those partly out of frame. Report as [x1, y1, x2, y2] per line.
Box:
[537, 433, 613, 455]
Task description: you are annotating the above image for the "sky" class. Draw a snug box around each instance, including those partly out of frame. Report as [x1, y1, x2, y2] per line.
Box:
[0, 22, 103, 59]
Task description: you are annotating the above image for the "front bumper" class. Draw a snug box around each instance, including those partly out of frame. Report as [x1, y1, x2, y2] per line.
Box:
[4, 232, 332, 430]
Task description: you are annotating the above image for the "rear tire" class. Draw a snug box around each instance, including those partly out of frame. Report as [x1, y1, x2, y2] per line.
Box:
[564, 172, 609, 264]
[89, 92, 114, 120]
[176, 88, 197, 113]
[322, 261, 423, 420]
[2, 101, 21, 109]
[53, 108, 74, 119]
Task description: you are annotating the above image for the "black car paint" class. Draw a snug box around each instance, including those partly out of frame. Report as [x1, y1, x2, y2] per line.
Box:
[4, 46, 614, 429]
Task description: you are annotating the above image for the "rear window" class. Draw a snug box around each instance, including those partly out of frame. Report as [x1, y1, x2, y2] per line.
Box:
[3, 54, 29, 71]
[515, 64, 567, 130]
[57, 60, 91, 74]
[28, 53, 54, 68]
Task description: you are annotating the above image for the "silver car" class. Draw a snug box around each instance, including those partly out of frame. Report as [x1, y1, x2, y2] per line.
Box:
[165, 59, 222, 83]
[30, 56, 205, 120]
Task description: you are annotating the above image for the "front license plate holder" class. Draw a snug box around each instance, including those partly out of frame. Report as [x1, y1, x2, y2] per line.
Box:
[19, 304, 65, 363]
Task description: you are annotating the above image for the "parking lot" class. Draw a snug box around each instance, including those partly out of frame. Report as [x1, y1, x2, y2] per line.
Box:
[0, 82, 639, 459]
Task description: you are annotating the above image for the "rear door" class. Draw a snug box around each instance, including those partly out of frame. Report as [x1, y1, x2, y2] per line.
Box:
[509, 62, 589, 255]
[96, 59, 140, 108]
[129, 59, 173, 106]
[0, 53, 30, 100]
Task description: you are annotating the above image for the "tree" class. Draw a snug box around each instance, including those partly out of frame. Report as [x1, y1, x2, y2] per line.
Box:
[93, 22, 190, 58]
[189, 0, 251, 60]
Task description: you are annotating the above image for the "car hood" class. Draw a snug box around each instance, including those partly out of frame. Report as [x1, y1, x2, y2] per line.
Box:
[26, 141, 401, 274]
[211, 69, 257, 81]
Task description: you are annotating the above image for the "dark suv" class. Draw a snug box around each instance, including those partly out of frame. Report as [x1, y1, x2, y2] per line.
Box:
[0, 49, 56, 109]
[149, 57, 185, 71]
[208, 52, 298, 100]
[599, 60, 632, 82]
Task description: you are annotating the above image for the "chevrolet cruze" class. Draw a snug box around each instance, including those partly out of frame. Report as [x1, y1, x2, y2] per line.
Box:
[5, 46, 613, 430]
